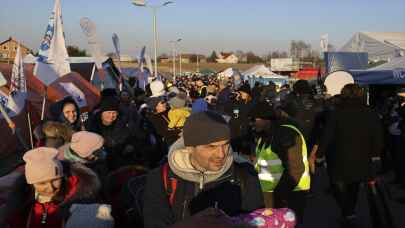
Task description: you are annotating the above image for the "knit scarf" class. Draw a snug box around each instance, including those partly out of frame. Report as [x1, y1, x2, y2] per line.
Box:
[64, 147, 87, 164]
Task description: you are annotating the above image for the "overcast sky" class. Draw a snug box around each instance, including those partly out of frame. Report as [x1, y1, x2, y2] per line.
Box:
[1, 0, 404, 57]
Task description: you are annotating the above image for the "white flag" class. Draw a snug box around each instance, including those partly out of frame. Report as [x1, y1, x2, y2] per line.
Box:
[34, 0, 71, 85]
[59, 82, 87, 108]
[10, 45, 27, 94]
[320, 34, 329, 53]
[80, 17, 105, 69]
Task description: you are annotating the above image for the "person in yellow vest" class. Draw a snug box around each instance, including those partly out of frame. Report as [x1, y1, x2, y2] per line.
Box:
[249, 101, 310, 225]
[196, 79, 208, 98]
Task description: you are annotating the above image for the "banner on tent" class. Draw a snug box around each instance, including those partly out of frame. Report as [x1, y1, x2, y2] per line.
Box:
[393, 68, 405, 79]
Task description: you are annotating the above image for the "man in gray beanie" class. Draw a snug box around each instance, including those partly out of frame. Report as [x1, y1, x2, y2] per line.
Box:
[143, 111, 264, 228]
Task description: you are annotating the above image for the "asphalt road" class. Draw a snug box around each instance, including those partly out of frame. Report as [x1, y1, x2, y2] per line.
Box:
[301, 167, 405, 228]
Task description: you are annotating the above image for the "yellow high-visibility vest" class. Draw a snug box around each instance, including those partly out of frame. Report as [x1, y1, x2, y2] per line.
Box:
[255, 124, 310, 192]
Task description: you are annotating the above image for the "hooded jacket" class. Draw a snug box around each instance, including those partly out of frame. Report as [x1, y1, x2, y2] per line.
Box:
[143, 138, 264, 228]
[6, 162, 101, 228]
[48, 96, 83, 132]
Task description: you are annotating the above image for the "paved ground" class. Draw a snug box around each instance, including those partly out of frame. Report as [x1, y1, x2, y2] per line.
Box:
[302, 167, 405, 228]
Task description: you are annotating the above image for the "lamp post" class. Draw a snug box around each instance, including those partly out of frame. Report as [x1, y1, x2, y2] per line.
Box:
[132, 0, 174, 79]
[170, 38, 181, 83]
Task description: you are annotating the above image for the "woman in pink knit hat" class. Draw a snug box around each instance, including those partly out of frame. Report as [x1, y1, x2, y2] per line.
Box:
[5, 147, 102, 228]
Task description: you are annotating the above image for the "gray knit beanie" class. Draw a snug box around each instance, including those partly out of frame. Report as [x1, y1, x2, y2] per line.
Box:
[183, 111, 230, 147]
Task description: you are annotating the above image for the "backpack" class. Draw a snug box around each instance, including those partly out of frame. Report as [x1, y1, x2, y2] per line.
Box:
[119, 163, 175, 227]
[121, 162, 250, 226]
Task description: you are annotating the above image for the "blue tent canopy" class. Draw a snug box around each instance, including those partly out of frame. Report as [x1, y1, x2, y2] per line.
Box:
[349, 69, 405, 85]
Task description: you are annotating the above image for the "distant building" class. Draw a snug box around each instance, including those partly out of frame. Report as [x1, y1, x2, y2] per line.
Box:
[119, 54, 135, 62]
[0, 37, 30, 61]
[271, 58, 300, 72]
[216, 52, 238, 64]
[159, 56, 170, 63]
[180, 54, 207, 64]
[179, 54, 192, 64]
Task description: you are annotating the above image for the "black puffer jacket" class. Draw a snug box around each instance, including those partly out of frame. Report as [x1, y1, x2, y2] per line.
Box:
[281, 93, 323, 149]
[146, 110, 181, 147]
[317, 99, 384, 182]
[86, 110, 148, 171]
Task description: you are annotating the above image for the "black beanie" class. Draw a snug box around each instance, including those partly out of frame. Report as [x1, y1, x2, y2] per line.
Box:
[99, 97, 120, 112]
[183, 111, 230, 147]
[101, 88, 118, 98]
[249, 101, 277, 120]
[237, 83, 251, 96]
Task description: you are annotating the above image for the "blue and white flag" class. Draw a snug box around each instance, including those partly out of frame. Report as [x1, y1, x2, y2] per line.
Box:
[0, 44, 28, 120]
[34, 0, 71, 86]
[0, 90, 26, 119]
[59, 82, 87, 108]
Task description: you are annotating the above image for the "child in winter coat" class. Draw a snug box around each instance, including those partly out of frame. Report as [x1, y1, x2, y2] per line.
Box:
[168, 93, 191, 129]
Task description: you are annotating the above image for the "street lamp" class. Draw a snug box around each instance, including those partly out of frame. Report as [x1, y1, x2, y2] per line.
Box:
[132, 0, 174, 79]
[170, 38, 181, 83]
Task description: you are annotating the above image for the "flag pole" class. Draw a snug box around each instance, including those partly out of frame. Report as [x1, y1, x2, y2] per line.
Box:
[41, 86, 47, 120]
[27, 104, 34, 149]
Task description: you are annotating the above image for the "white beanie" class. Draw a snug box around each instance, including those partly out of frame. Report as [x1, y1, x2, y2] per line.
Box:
[65, 204, 114, 228]
[150, 80, 166, 97]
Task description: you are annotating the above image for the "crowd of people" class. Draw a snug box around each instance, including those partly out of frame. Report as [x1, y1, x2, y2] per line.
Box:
[0, 73, 404, 228]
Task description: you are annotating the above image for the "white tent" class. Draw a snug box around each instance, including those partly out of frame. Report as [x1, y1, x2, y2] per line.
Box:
[340, 32, 405, 62]
[242, 65, 275, 77]
[371, 56, 405, 70]
[217, 68, 241, 78]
